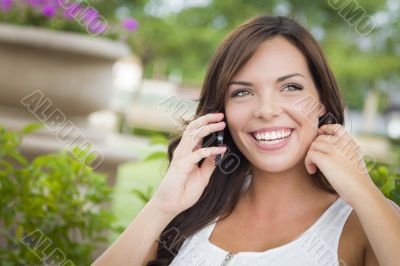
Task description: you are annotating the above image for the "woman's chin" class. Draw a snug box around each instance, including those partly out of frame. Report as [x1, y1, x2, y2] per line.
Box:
[251, 158, 298, 173]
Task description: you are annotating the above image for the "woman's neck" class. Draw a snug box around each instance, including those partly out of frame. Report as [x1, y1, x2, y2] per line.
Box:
[239, 161, 335, 220]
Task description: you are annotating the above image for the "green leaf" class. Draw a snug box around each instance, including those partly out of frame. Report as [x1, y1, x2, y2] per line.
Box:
[390, 183, 400, 206]
[377, 166, 389, 177]
[380, 175, 396, 197]
[22, 123, 43, 135]
[143, 151, 167, 161]
[132, 186, 154, 204]
[8, 150, 28, 166]
[0, 124, 115, 265]
[150, 134, 169, 145]
[15, 225, 24, 240]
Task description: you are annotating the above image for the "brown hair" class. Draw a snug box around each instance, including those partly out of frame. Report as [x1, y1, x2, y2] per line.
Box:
[147, 14, 345, 265]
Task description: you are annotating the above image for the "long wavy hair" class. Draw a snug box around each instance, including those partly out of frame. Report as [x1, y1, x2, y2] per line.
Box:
[147, 14, 345, 265]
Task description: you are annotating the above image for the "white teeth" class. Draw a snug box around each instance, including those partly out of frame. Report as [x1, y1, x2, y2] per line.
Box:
[253, 129, 292, 141]
[259, 138, 285, 145]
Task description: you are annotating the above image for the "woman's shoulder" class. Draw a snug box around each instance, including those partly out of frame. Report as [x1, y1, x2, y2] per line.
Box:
[339, 197, 399, 244]
[338, 198, 399, 265]
[337, 205, 366, 265]
[337, 197, 397, 265]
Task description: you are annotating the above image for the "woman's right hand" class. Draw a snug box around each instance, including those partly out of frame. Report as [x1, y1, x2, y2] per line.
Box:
[149, 112, 227, 217]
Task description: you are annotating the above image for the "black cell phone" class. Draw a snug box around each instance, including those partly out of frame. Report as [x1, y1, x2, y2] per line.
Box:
[215, 130, 224, 165]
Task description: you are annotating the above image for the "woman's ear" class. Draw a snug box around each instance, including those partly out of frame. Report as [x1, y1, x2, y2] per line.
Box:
[318, 106, 337, 127]
[316, 104, 325, 127]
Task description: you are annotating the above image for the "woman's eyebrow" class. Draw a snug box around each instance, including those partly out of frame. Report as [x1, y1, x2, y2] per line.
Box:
[228, 73, 305, 86]
[228, 81, 252, 86]
[276, 73, 305, 82]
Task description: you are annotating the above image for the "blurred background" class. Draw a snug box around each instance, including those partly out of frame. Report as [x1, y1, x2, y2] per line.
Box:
[0, 0, 399, 264]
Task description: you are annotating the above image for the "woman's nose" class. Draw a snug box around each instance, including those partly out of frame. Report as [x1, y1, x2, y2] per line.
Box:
[252, 91, 283, 119]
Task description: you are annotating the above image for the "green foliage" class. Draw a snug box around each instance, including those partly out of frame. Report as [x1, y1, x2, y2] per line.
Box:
[123, 0, 398, 109]
[0, 124, 115, 265]
[149, 134, 170, 146]
[0, 1, 134, 40]
[138, 141, 168, 206]
[367, 160, 400, 205]
[131, 134, 168, 205]
[132, 186, 154, 204]
[132, 127, 170, 138]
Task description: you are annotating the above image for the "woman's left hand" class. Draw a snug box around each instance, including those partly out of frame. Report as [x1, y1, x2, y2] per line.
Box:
[304, 123, 378, 205]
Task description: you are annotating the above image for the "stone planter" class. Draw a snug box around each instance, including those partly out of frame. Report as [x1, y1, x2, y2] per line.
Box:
[0, 23, 130, 116]
[0, 23, 142, 185]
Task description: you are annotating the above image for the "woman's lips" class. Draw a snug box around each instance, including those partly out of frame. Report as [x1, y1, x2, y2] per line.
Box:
[248, 129, 294, 151]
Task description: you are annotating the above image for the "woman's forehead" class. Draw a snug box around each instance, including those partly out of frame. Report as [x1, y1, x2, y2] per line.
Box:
[232, 37, 311, 81]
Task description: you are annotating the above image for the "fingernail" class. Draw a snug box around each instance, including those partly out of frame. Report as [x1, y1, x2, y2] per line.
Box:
[218, 146, 227, 152]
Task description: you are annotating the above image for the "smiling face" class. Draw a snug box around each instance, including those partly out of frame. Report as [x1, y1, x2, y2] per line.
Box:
[224, 36, 325, 173]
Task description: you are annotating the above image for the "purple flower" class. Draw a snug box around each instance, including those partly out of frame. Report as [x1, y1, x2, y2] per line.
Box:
[62, 9, 73, 20]
[27, 0, 59, 11]
[27, 0, 49, 8]
[121, 18, 138, 32]
[0, 0, 13, 12]
[41, 5, 56, 17]
[80, 7, 98, 24]
[87, 19, 107, 35]
[62, 3, 82, 20]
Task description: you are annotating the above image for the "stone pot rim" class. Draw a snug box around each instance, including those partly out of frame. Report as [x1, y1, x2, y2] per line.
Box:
[0, 23, 130, 59]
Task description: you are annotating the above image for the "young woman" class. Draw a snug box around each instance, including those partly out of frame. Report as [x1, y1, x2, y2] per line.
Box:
[93, 15, 400, 266]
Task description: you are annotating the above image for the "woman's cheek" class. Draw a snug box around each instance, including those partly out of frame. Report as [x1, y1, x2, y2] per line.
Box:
[225, 103, 249, 129]
[283, 105, 319, 154]
[297, 124, 318, 156]
[225, 104, 251, 148]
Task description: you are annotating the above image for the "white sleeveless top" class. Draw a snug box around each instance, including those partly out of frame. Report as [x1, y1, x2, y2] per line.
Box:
[169, 196, 353, 266]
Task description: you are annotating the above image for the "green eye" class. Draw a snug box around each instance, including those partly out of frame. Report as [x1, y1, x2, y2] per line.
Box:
[230, 89, 252, 97]
[283, 83, 303, 91]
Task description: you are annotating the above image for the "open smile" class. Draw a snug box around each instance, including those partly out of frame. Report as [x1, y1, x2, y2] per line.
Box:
[248, 128, 294, 151]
